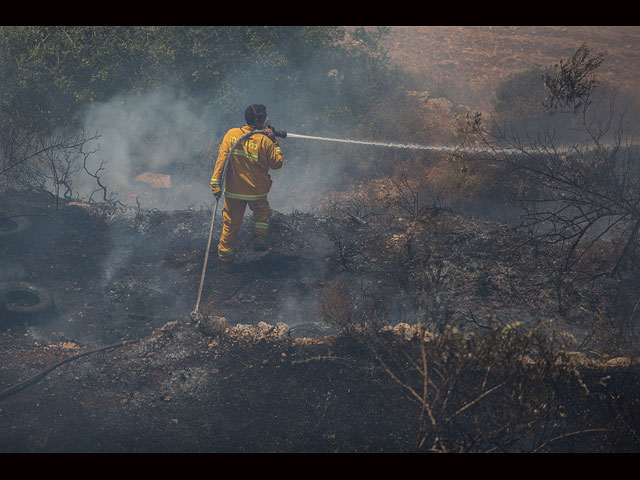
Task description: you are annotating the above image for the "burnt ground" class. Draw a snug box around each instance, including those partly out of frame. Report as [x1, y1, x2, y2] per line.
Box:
[0, 189, 639, 452]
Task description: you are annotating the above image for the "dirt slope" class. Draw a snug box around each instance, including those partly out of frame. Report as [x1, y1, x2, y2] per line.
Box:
[378, 26, 640, 109]
[2, 27, 640, 451]
[1, 190, 638, 452]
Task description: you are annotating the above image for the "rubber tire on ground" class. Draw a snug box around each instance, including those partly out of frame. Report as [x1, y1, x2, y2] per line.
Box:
[0, 216, 32, 238]
[0, 281, 55, 319]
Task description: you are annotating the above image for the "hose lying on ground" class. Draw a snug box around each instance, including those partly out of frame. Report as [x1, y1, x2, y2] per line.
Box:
[0, 339, 139, 402]
[3, 130, 280, 403]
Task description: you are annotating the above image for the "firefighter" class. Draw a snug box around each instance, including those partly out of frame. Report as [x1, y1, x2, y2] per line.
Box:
[210, 104, 283, 270]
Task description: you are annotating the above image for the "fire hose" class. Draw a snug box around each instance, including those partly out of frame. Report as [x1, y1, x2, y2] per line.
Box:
[0, 339, 140, 402]
[191, 126, 286, 318]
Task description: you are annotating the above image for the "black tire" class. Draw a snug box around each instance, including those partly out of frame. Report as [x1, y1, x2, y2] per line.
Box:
[0, 281, 55, 319]
[0, 216, 32, 238]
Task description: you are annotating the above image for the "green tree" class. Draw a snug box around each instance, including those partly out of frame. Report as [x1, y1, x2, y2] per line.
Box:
[0, 26, 399, 197]
[0, 26, 393, 134]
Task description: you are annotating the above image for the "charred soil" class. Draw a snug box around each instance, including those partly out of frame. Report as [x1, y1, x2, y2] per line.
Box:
[0, 189, 639, 452]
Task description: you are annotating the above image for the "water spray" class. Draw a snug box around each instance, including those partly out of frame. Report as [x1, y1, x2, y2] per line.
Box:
[189, 125, 506, 327]
[286, 132, 462, 152]
[268, 123, 475, 152]
[283, 131, 604, 156]
[281, 131, 523, 155]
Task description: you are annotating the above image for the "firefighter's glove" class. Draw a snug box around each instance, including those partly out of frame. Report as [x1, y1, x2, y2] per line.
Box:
[264, 127, 276, 142]
[210, 184, 222, 199]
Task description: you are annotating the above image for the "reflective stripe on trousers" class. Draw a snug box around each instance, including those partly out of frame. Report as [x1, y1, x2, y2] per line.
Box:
[217, 196, 270, 262]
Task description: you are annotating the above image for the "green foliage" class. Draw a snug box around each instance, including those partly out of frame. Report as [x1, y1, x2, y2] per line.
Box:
[0, 26, 402, 197]
[0, 26, 393, 135]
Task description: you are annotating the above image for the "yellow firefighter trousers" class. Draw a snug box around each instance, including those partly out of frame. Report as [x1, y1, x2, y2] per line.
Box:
[217, 196, 270, 262]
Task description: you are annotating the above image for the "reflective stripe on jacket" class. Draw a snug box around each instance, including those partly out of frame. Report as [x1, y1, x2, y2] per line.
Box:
[210, 125, 283, 199]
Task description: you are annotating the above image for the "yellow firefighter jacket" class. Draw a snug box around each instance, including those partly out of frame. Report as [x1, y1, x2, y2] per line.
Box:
[210, 125, 283, 201]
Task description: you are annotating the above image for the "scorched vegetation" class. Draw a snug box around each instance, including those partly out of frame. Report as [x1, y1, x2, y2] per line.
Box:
[0, 28, 639, 452]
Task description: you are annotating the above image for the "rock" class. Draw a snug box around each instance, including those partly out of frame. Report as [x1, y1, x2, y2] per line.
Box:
[423, 329, 436, 342]
[196, 315, 228, 337]
[135, 172, 171, 189]
[393, 323, 414, 341]
[274, 322, 290, 339]
[257, 321, 272, 334]
[605, 357, 632, 367]
[428, 97, 453, 112]
[407, 90, 430, 99]
[244, 321, 291, 339]
[160, 321, 180, 331]
[387, 323, 435, 342]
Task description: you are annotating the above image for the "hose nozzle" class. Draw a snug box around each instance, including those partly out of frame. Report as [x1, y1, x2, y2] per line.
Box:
[265, 123, 287, 138]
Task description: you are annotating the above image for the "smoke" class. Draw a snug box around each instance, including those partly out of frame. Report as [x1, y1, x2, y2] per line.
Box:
[0, 258, 26, 283]
[70, 81, 354, 214]
[75, 87, 221, 210]
[55, 54, 410, 335]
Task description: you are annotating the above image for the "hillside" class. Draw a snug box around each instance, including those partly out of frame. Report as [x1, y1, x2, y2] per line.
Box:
[379, 26, 640, 110]
[1, 184, 639, 452]
[1, 26, 640, 453]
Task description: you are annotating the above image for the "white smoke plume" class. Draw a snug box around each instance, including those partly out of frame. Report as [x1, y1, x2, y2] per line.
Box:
[72, 85, 351, 214]
[75, 87, 219, 210]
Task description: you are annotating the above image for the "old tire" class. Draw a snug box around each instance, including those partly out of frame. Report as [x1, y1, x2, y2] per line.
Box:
[0, 282, 55, 324]
[0, 216, 31, 238]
